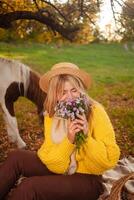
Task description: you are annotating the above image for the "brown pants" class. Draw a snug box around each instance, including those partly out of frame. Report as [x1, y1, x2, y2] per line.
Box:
[0, 150, 104, 200]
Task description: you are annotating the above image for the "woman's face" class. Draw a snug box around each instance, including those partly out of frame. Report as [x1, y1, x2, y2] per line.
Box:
[58, 81, 80, 101]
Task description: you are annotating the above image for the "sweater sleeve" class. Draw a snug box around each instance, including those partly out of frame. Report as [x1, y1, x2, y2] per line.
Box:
[37, 117, 75, 174]
[79, 103, 120, 174]
[38, 137, 75, 174]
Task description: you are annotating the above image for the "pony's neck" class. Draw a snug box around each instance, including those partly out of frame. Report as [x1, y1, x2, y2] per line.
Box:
[26, 71, 46, 120]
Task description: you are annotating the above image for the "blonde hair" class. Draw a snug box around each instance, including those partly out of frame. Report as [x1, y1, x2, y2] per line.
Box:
[44, 74, 93, 118]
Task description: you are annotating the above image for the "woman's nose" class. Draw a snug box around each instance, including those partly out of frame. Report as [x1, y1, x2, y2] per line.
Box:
[66, 92, 73, 99]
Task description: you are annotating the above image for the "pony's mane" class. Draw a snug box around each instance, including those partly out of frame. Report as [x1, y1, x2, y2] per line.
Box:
[0, 57, 30, 96]
[0, 57, 13, 64]
[0, 57, 22, 66]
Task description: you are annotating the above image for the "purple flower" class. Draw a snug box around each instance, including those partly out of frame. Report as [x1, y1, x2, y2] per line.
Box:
[54, 95, 89, 151]
[73, 107, 77, 111]
[54, 95, 88, 120]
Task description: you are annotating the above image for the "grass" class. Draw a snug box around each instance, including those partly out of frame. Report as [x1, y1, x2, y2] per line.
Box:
[0, 41, 134, 158]
[0, 42, 134, 83]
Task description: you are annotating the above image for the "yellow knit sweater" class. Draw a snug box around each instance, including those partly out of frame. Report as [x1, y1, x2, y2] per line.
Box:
[37, 102, 120, 175]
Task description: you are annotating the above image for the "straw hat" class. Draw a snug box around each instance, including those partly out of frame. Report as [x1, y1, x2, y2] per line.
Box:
[39, 62, 91, 93]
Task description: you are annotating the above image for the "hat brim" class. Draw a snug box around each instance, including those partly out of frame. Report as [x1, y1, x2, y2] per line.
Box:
[39, 67, 91, 93]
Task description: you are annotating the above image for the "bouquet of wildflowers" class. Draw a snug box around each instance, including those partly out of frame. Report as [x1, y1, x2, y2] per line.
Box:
[54, 95, 89, 151]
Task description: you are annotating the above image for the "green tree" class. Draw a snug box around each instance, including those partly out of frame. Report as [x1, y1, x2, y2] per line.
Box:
[119, 0, 134, 41]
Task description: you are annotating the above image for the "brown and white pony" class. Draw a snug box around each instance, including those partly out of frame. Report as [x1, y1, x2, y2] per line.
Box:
[0, 58, 46, 148]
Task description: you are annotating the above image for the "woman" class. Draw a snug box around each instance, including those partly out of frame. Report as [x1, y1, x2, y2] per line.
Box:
[0, 62, 120, 200]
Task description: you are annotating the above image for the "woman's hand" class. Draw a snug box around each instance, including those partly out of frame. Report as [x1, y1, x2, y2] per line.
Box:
[67, 114, 89, 144]
[75, 113, 89, 136]
[67, 119, 80, 143]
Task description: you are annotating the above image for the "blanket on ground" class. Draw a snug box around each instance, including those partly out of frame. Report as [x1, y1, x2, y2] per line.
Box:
[99, 156, 134, 200]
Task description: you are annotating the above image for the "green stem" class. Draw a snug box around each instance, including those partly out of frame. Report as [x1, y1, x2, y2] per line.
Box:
[74, 131, 87, 152]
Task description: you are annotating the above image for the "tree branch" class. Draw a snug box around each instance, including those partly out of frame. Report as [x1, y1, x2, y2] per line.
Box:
[41, 0, 70, 23]
[0, 10, 79, 41]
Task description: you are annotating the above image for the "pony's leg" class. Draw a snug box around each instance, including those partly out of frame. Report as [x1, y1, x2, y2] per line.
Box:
[1, 103, 26, 148]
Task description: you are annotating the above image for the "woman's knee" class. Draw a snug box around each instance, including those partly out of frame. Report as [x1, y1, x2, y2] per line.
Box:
[8, 177, 47, 200]
[7, 149, 26, 163]
[8, 178, 36, 200]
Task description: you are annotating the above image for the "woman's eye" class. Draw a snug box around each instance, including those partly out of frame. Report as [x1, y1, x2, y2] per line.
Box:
[72, 89, 77, 92]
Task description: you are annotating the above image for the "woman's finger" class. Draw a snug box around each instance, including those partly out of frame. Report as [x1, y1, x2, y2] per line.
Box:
[74, 128, 81, 134]
[69, 120, 78, 129]
[75, 119, 85, 125]
[76, 113, 86, 120]
[76, 124, 84, 130]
